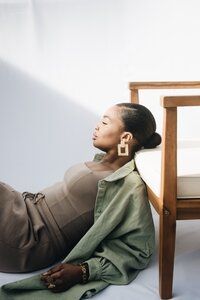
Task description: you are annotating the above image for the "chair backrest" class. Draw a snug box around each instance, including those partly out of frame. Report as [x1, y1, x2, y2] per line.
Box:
[129, 81, 200, 218]
[129, 81, 200, 103]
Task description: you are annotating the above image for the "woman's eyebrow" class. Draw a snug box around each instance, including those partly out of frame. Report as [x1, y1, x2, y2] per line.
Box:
[102, 115, 112, 120]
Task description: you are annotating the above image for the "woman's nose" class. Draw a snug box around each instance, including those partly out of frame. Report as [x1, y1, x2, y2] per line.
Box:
[95, 123, 100, 130]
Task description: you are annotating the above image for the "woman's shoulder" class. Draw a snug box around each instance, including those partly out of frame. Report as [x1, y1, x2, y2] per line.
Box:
[124, 168, 146, 190]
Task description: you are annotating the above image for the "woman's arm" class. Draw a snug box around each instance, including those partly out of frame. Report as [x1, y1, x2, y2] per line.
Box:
[41, 219, 154, 292]
[83, 230, 154, 285]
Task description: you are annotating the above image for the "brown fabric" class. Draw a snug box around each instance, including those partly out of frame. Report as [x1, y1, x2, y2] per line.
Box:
[0, 183, 60, 273]
[0, 163, 112, 273]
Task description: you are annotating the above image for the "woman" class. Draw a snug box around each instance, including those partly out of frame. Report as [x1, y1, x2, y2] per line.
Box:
[0, 102, 161, 299]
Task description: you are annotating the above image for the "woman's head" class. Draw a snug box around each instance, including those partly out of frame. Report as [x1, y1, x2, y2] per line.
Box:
[93, 103, 161, 156]
[116, 103, 161, 151]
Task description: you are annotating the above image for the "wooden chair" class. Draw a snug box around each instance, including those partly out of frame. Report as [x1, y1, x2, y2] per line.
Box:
[129, 81, 200, 299]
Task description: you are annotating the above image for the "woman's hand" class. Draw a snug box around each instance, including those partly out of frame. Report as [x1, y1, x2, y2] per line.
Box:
[40, 263, 83, 293]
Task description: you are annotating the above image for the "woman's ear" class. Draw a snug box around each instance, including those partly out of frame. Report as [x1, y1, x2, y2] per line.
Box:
[121, 132, 133, 142]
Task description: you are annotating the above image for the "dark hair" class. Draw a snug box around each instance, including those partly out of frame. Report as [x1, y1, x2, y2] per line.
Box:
[116, 102, 161, 152]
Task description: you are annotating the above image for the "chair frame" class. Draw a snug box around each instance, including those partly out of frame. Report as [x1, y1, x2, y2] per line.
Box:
[129, 81, 200, 299]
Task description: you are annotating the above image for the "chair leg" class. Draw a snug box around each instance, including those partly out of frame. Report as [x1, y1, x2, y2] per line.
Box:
[159, 211, 176, 299]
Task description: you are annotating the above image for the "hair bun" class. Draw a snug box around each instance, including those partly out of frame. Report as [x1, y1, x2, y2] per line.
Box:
[143, 132, 162, 149]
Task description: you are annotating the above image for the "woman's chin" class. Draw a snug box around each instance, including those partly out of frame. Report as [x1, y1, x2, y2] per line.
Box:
[93, 144, 100, 150]
[93, 139, 99, 146]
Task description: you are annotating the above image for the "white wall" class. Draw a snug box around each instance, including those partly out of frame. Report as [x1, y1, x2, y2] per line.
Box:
[0, 0, 200, 191]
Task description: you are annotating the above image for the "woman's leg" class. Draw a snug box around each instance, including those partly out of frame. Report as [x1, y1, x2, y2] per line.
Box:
[0, 182, 59, 273]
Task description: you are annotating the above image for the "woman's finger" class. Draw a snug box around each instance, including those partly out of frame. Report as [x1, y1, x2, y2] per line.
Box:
[42, 264, 64, 276]
[50, 284, 69, 293]
[50, 270, 63, 280]
[41, 281, 50, 287]
[53, 278, 63, 286]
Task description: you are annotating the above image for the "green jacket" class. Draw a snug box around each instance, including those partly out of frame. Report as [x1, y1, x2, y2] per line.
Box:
[0, 154, 155, 299]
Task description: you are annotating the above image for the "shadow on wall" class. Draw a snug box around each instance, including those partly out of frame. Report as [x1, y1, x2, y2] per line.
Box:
[0, 59, 99, 192]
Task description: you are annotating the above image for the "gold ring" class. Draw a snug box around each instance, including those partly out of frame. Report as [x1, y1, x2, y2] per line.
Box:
[48, 283, 56, 289]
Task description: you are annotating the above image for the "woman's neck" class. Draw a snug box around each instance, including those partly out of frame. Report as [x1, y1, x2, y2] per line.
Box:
[100, 152, 133, 171]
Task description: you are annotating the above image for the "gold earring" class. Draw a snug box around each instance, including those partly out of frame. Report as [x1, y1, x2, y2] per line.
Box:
[117, 140, 129, 156]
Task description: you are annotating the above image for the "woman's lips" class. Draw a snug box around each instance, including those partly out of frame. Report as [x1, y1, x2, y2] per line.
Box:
[92, 134, 98, 140]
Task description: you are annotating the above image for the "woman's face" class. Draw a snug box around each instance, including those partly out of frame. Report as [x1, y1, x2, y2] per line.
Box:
[92, 105, 125, 152]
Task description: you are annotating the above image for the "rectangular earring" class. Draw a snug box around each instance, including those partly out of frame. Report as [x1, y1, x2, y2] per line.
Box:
[117, 140, 129, 156]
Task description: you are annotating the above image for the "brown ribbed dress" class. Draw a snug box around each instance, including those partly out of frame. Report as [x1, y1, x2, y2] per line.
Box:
[0, 163, 112, 273]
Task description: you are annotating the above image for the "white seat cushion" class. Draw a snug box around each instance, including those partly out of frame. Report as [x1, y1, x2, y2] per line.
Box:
[135, 140, 200, 199]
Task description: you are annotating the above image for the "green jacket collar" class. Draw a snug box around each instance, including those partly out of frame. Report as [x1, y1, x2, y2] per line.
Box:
[93, 153, 135, 182]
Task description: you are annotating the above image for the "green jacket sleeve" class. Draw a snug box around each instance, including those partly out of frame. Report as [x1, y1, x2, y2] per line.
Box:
[85, 237, 153, 285]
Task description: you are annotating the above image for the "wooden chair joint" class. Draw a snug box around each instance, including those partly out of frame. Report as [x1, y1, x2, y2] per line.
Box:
[163, 207, 171, 216]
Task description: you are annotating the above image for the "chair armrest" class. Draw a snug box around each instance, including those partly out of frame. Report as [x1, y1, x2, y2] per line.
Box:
[161, 95, 200, 107]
